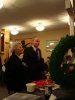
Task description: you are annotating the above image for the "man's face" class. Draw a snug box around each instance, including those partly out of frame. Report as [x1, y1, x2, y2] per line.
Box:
[32, 38, 40, 48]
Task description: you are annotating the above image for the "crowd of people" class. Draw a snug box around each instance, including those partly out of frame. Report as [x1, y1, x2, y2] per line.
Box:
[2, 37, 50, 93]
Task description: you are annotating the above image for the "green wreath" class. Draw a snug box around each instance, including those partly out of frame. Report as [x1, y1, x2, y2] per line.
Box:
[49, 36, 75, 86]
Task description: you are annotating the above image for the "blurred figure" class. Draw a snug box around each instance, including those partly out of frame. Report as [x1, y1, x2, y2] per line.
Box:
[63, 55, 72, 64]
[44, 57, 51, 79]
[4, 42, 29, 93]
[21, 40, 26, 49]
[21, 40, 30, 49]
[70, 47, 75, 64]
[23, 37, 45, 82]
[44, 57, 50, 70]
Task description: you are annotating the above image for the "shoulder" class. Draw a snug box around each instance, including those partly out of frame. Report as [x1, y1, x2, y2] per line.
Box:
[25, 46, 33, 51]
[5, 54, 16, 65]
[38, 48, 41, 51]
[37, 48, 41, 53]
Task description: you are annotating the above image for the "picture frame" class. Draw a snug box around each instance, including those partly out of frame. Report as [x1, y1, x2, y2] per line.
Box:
[0, 33, 4, 53]
[46, 40, 58, 52]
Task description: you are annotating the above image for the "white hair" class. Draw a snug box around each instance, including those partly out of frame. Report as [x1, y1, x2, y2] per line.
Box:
[11, 42, 21, 53]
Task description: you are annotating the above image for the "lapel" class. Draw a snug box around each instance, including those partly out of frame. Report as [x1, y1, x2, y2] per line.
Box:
[30, 46, 41, 59]
[36, 48, 41, 59]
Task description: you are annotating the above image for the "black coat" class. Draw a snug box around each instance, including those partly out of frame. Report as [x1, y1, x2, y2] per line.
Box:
[23, 46, 45, 82]
[5, 54, 29, 92]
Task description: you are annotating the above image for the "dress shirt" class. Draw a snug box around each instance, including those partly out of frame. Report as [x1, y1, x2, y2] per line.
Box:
[32, 45, 40, 59]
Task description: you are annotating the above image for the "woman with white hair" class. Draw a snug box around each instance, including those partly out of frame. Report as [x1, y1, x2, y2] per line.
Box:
[4, 42, 29, 93]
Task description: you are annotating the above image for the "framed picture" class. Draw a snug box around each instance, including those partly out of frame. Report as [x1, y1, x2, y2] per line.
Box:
[0, 33, 4, 53]
[46, 40, 58, 52]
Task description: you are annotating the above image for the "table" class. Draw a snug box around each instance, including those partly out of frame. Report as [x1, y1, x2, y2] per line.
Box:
[53, 87, 75, 100]
[3, 92, 43, 100]
[4, 84, 69, 100]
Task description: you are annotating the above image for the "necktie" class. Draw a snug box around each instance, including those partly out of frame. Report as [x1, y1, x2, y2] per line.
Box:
[36, 49, 40, 59]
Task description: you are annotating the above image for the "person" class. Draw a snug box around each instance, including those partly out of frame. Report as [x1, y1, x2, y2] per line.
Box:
[4, 42, 29, 93]
[21, 40, 30, 49]
[70, 47, 75, 64]
[23, 37, 45, 82]
[63, 55, 72, 64]
[44, 57, 50, 71]
[21, 40, 26, 49]
[44, 57, 51, 79]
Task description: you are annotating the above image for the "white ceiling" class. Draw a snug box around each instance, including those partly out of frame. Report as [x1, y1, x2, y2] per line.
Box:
[0, 0, 74, 34]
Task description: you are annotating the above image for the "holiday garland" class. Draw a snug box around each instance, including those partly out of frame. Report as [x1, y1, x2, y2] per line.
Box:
[49, 36, 75, 86]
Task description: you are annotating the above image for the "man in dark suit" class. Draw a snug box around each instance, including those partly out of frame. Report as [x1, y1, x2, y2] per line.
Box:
[23, 37, 45, 82]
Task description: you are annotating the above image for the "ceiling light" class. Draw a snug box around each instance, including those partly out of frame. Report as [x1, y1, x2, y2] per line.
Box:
[46, 45, 50, 48]
[50, 42, 54, 45]
[0, 0, 3, 9]
[4, 25, 25, 35]
[11, 29, 19, 35]
[36, 25, 45, 31]
[35, 23, 45, 31]
[4, 26, 20, 35]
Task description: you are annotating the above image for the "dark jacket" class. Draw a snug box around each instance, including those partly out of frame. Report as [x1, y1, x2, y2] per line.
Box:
[5, 54, 29, 92]
[23, 46, 45, 82]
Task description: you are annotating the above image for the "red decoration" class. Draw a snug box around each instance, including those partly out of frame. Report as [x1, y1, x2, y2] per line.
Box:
[32, 80, 54, 88]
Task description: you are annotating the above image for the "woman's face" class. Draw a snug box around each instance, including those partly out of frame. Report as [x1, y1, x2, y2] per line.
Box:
[15, 43, 24, 55]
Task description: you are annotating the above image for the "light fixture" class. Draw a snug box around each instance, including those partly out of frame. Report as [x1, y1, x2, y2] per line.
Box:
[5, 25, 25, 35]
[0, 0, 3, 9]
[11, 29, 19, 35]
[50, 42, 54, 45]
[36, 23, 45, 31]
[1, 33, 3, 37]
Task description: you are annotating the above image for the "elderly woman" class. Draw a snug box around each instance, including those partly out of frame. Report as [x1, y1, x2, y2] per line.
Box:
[4, 42, 29, 93]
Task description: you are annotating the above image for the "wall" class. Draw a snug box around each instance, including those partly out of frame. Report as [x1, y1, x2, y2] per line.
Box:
[0, 29, 10, 64]
[10, 28, 69, 60]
